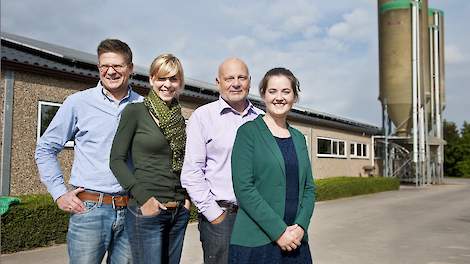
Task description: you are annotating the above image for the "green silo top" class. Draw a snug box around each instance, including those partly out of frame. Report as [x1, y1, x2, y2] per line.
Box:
[428, 8, 444, 17]
[379, 0, 422, 14]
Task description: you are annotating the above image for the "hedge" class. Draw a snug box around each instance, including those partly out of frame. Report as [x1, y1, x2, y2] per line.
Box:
[1, 194, 69, 253]
[1, 176, 399, 253]
[314, 176, 400, 201]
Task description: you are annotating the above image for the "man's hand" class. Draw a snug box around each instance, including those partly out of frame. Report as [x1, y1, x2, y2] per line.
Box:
[141, 197, 167, 216]
[210, 211, 227, 224]
[56, 187, 86, 213]
[276, 227, 300, 251]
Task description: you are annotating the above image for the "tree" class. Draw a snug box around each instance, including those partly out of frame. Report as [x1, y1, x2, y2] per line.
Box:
[456, 122, 470, 177]
[443, 120, 461, 176]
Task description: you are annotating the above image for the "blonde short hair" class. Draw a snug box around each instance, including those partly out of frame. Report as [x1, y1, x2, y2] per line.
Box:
[149, 53, 185, 88]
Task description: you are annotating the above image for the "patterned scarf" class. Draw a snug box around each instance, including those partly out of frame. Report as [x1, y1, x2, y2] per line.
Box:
[143, 89, 186, 172]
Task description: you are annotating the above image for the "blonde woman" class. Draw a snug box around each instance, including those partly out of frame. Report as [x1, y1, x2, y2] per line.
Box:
[110, 54, 190, 264]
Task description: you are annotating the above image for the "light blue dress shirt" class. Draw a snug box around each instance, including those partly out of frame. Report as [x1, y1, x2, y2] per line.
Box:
[35, 82, 143, 201]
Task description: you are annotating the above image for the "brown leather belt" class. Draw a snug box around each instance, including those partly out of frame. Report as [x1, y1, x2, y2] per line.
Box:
[78, 191, 128, 208]
[217, 200, 238, 213]
[162, 201, 181, 209]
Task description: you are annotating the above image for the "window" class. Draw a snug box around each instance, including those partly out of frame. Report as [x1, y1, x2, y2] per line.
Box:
[339, 141, 345, 156]
[37, 101, 74, 147]
[357, 144, 362, 156]
[374, 143, 383, 159]
[317, 137, 346, 158]
[350, 142, 368, 158]
[318, 138, 332, 155]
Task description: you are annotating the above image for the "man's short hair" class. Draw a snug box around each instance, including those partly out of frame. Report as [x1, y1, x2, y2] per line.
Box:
[97, 39, 133, 64]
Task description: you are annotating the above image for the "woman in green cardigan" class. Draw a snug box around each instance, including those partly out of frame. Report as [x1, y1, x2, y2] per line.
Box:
[230, 67, 315, 263]
[110, 54, 190, 264]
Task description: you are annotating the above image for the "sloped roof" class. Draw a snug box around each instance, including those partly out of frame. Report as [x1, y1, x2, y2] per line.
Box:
[1, 32, 381, 135]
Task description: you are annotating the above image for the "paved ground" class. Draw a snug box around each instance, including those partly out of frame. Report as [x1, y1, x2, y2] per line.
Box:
[310, 177, 470, 264]
[2, 177, 470, 264]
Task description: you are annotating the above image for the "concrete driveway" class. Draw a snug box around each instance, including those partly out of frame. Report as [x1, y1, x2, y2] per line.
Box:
[2, 178, 469, 264]
[310, 177, 470, 264]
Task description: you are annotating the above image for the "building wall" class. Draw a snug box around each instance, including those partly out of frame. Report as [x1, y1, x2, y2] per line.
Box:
[3, 69, 378, 196]
[291, 121, 375, 178]
[8, 71, 92, 195]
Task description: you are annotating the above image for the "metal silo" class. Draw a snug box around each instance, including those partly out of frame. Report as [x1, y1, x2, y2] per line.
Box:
[378, 0, 414, 135]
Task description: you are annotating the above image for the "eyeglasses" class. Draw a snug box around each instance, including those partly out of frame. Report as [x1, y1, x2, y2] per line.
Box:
[98, 64, 128, 73]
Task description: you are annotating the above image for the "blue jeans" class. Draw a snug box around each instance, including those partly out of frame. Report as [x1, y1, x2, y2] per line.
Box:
[67, 200, 131, 264]
[126, 204, 190, 264]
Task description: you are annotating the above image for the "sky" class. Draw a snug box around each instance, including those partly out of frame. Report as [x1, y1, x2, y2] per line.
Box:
[1, 0, 468, 128]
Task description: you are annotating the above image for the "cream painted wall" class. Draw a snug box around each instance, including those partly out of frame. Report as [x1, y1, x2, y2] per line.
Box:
[290, 121, 375, 179]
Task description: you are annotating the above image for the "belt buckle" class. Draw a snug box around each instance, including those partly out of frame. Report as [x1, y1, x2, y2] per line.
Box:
[111, 196, 117, 210]
[166, 201, 179, 209]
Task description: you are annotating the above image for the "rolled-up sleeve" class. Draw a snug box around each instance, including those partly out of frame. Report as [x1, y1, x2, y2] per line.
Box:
[35, 97, 77, 201]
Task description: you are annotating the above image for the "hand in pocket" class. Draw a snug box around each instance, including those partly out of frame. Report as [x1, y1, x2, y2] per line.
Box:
[140, 197, 167, 216]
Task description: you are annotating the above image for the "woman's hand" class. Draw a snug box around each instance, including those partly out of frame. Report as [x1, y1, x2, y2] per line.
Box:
[276, 227, 301, 251]
[140, 197, 167, 216]
[288, 224, 305, 243]
[184, 199, 191, 210]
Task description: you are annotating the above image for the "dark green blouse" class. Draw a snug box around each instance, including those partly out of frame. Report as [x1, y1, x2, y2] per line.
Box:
[110, 102, 186, 207]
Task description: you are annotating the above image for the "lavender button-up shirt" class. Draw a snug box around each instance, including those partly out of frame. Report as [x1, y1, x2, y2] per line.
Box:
[181, 97, 262, 221]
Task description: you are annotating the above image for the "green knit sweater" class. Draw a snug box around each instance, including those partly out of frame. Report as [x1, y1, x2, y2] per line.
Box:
[110, 103, 186, 207]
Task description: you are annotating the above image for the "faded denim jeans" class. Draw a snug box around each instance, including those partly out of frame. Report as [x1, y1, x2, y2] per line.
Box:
[126, 204, 190, 264]
[67, 200, 131, 264]
[198, 210, 237, 264]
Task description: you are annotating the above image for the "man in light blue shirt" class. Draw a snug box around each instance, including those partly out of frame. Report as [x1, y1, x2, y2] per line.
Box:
[35, 39, 142, 264]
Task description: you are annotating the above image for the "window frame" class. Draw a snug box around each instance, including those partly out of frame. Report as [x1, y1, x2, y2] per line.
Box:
[350, 142, 368, 159]
[316, 137, 347, 158]
[37, 101, 74, 148]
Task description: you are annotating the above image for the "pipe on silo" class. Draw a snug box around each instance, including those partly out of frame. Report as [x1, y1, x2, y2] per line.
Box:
[430, 9, 445, 183]
[411, 0, 419, 183]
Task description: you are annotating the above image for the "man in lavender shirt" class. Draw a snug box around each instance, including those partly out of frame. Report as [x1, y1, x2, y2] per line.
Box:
[181, 58, 262, 263]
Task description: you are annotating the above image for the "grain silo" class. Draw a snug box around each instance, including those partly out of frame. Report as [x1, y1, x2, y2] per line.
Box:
[377, 0, 445, 185]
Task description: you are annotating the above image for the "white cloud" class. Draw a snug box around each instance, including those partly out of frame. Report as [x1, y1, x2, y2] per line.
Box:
[328, 8, 374, 42]
[445, 44, 468, 64]
[252, 25, 283, 43]
[2, 0, 467, 126]
[225, 35, 257, 54]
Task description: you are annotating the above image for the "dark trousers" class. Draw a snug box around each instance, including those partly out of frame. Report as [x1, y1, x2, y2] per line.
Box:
[198, 210, 237, 264]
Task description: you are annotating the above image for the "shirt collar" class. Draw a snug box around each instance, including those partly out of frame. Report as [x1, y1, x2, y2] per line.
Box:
[217, 96, 256, 117]
[98, 81, 132, 103]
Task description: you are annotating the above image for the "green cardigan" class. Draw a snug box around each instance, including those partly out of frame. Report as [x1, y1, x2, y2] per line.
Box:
[230, 115, 315, 247]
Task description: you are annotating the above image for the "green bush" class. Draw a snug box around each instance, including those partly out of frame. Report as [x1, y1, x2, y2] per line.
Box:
[1, 194, 69, 253]
[0, 195, 199, 254]
[1, 176, 399, 253]
[315, 176, 400, 201]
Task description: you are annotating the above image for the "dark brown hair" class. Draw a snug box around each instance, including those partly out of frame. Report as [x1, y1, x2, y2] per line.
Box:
[97, 39, 133, 64]
[259, 67, 300, 98]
